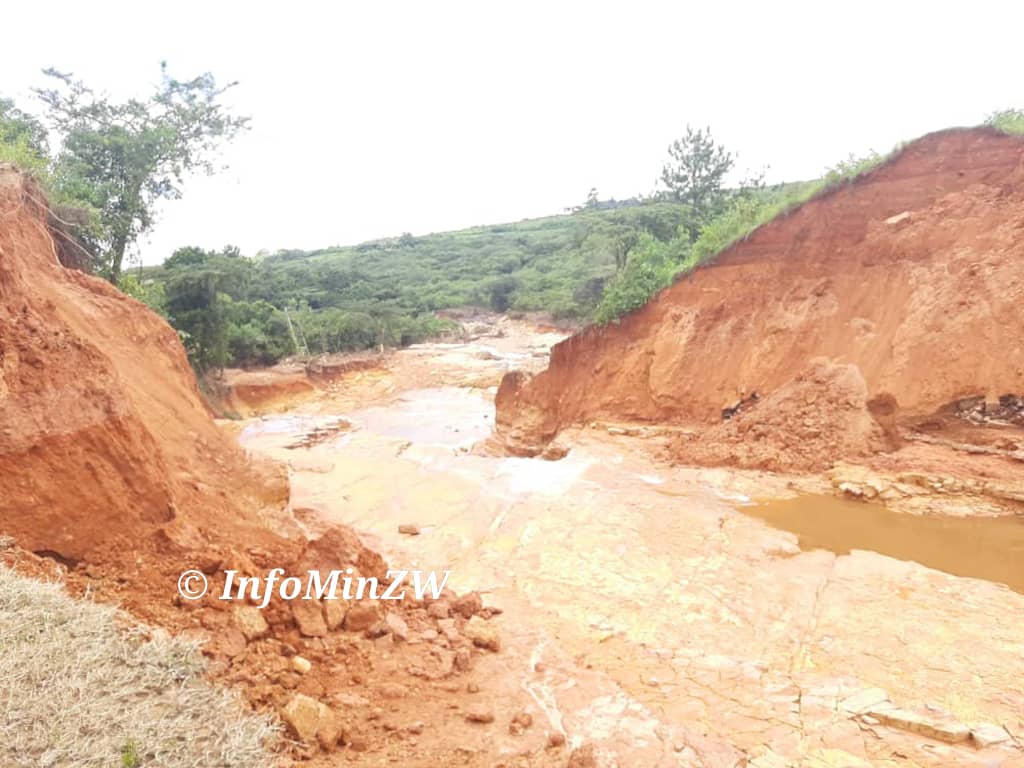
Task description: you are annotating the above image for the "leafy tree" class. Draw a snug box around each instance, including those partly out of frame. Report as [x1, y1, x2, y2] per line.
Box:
[0, 96, 50, 173]
[659, 125, 734, 227]
[35, 64, 249, 282]
[163, 246, 253, 371]
[594, 234, 679, 324]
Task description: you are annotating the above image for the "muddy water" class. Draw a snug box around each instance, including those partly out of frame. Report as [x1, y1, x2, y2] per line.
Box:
[239, 374, 1024, 765]
[744, 494, 1024, 593]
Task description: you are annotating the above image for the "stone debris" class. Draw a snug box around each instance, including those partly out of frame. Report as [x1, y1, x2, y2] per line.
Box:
[865, 705, 971, 743]
[323, 597, 347, 629]
[281, 694, 321, 742]
[451, 591, 484, 618]
[398, 523, 421, 535]
[509, 710, 533, 735]
[465, 705, 495, 724]
[291, 655, 312, 674]
[839, 687, 889, 714]
[547, 731, 566, 748]
[233, 605, 268, 641]
[385, 611, 410, 641]
[970, 723, 1011, 748]
[291, 598, 328, 637]
[343, 601, 380, 631]
[463, 615, 501, 652]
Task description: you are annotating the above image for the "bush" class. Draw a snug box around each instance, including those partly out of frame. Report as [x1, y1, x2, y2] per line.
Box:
[987, 108, 1024, 136]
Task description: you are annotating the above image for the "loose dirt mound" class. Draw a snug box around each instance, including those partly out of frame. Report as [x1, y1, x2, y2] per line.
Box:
[672, 359, 890, 472]
[496, 128, 1024, 471]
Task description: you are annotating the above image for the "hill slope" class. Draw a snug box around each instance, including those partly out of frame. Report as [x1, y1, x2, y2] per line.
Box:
[494, 128, 1024, 470]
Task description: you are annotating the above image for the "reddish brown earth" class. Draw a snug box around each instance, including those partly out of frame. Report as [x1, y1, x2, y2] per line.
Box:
[496, 128, 1024, 486]
[0, 169, 518, 765]
[219, 355, 384, 416]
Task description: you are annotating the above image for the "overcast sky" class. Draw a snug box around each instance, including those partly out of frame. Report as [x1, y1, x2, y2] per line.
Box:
[3, 1, 1022, 265]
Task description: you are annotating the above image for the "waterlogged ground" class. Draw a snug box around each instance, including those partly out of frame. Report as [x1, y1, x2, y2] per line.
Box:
[746, 495, 1024, 594]
[237, 333, 1024, 767]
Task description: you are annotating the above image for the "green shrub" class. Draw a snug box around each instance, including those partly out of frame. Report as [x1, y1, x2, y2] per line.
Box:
[987, 108, 1024, 135]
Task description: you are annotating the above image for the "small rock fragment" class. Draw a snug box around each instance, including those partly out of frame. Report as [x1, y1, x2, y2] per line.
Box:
[547, 731, 566, 748]
[316, 703, 342, 750]
[344, 602, 380, 632]
[971, 723, 1010, 748]
[426, 601, 450, 619]
[398, 524, 421, 535]
[323, 598, 347, 630]
[568, 743, 597, 768]
[463, 615, 501, 652]
[234, 605, 269, 641]
[281, 694, 321, 742]
[291, 599, 328, 637]
[291, 655, 312, 674]
[451, 591, 483, 618]
[509, 711, 533, 735]
[465, 706, 495, 724]
[385, 612, 410, 641]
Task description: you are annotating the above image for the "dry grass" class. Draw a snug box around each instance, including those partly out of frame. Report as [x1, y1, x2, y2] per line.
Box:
[0, 566, 278, 767]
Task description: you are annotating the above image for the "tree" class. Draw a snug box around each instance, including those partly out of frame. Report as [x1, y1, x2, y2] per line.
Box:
[35, 64, 249, 282]
[163, 246, 253, 371]
[0, 96, 49, 172]
[659, 125, 734, 228]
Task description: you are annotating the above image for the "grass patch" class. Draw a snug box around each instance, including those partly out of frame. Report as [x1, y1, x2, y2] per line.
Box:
[0, 566, 277, 767]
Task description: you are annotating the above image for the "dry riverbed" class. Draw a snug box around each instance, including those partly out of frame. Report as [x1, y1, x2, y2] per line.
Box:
[235, 319, 1024, 767]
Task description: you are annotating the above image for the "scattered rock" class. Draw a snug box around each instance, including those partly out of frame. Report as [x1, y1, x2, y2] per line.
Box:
[291, 599, 328, 637]
[385, 612, 410, 641]
[316, 703, 343, 750]
[398, 523, 421, 536]
[467, 681, 480, 694]
[465, 705, 495, 724]
[233, 605, 269, 641]
[970, 723, 1010, 747]
[840, 687, 889, 714]
[379, 682, 407, 700]
[426, 601, 450, 619]
[323, 597, 347, 630]
[282, 694, 321, 742]
[509, 711, 533, 735]
[451, 591, 484, 618]
[463, 615, 501, 652]
[885, 211, 911, 226]
[567, 743, 597, 768]
[343, 602, 380, 632]
[866, 706, 970, 743]
[547, 731, 566, 748]
[291, 655, 312, 674]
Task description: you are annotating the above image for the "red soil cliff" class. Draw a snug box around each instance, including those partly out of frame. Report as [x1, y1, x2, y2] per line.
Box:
[495, 128, 1024, 470]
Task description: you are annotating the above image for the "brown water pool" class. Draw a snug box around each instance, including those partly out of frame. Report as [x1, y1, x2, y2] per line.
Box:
[744, 494, 1024, 593]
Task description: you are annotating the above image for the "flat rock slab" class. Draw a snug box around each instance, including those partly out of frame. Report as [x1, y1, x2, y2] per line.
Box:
[866, 706, 970, 744]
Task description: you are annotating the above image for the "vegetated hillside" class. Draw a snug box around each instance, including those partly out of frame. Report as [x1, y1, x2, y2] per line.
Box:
[253, 201, 693, 318]
[494, 127, 1024, 470]
[134, 201, 698, 370]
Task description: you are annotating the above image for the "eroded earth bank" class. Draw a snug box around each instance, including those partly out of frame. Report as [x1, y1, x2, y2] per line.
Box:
[2, 128, 1023, 768]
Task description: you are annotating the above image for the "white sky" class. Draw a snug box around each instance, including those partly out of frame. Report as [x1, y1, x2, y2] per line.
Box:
[2, 1, 1022, 265]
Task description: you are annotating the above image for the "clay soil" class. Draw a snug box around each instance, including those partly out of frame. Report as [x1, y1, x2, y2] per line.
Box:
[494, 127, 1024, 515]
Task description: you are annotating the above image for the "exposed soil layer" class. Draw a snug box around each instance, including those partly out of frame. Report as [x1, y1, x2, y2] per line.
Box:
[495, 128, 1024, 479]
[219, 355, 384, 416]
[0, 169, 511, 765]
